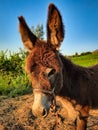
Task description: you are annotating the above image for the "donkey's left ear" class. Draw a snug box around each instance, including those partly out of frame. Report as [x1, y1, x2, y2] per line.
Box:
[47, 4, 64, 50]
[18, 16, 38, 52]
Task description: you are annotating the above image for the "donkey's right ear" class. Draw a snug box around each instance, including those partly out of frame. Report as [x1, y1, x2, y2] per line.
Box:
[47, 4, 64, 50]
[18, 16, 37, 52]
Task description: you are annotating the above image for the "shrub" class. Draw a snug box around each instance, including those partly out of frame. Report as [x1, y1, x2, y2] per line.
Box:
[80, 52, 92, 56]
[0, 49, 32, 97]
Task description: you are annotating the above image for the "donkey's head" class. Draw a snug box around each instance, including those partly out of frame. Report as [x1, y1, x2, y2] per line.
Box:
[18, 3, 64, 117]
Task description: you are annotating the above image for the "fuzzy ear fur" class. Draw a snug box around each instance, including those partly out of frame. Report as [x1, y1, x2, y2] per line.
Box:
[18, 16, 37, 52]
[47, 3, 64, 50]
[18, 4, 64, 51]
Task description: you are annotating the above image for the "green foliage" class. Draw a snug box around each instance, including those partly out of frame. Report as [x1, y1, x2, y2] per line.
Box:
[31, 24, 44, 39]
[80, 51, 92, 56]
[0, 49, 32, 97]
[74, 52, 79, 57]
[72, 51, 92, 57]
[1, 49, 24, 75]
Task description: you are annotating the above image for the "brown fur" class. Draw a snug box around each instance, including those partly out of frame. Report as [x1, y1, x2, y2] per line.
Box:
[18, 3, 98, 130]
[59, 54, 98, 107]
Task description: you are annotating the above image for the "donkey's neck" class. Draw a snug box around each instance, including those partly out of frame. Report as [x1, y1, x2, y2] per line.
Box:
[59, 54, 75, 97]
[58, 54, 88, 99]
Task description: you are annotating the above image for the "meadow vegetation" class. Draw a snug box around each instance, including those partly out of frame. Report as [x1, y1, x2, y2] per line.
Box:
[0, 49, 98, 97]
[0, 49, 32, 97]
[71, 51, 98, 67]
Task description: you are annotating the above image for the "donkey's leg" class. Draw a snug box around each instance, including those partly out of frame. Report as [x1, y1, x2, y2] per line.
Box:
[76, 106, 89, 130]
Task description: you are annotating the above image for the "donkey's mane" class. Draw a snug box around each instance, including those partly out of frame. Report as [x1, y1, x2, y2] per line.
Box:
[59, 53, 98, 107]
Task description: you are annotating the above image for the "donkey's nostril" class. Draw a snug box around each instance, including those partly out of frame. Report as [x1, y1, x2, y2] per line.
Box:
[42, 109, 48, 117]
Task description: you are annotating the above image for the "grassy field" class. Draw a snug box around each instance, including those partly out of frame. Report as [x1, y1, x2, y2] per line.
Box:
[71, 53, 98, 67]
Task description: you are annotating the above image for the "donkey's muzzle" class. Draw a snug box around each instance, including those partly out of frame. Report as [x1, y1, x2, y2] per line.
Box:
[32, 92, 51, 117]
[32, 105, 48, 117]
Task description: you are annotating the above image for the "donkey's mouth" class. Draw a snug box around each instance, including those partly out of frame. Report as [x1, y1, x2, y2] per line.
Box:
[42, 108, 48, 117]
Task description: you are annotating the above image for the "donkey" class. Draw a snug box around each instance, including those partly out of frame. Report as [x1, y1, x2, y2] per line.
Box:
[18, 3, 98, 130]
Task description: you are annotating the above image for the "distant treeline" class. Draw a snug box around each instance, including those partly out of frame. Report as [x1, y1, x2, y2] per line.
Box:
[73, 51, 92, 57]
[71, 50, 98, 57]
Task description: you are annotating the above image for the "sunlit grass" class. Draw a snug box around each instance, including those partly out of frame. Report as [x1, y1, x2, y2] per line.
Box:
[0, 75, 32, 97]
[71, 54, 98, 67]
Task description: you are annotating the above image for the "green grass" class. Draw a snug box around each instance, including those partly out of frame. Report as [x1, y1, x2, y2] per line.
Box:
[0, 74, 32, 97]
[71, 53, 98, 67]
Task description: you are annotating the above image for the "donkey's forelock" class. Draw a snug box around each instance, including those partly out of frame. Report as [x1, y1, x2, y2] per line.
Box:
[25, 42, 62, 74]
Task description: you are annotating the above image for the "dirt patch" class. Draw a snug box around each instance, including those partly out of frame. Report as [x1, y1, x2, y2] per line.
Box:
[0, 94, 98, 130]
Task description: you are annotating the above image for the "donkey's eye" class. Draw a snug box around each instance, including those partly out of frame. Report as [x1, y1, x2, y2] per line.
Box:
[48, 69, 56, 77]
[31, 63, 37, 72]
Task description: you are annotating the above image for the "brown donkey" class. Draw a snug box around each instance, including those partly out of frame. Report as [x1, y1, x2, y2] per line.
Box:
[18, 3, 98, 130]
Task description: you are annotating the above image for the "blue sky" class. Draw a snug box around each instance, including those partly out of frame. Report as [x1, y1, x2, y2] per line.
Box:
[0, 0, 98, 55]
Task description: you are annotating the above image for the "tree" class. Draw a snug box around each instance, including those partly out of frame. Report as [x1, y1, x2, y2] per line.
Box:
[75, 52, 78, 57]
[31, 24, 44, 39]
